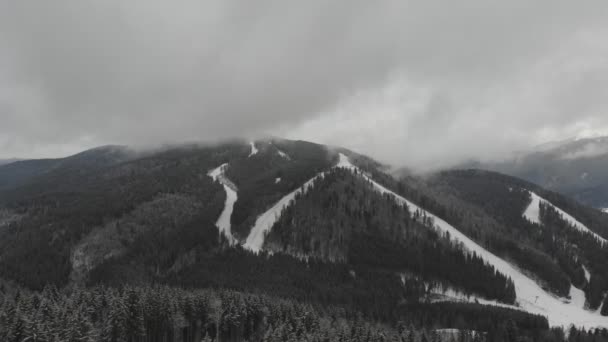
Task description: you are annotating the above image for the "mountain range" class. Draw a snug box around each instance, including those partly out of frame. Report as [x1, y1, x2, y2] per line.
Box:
[1, 138, 607, 341]
[466, 136, 608, 210]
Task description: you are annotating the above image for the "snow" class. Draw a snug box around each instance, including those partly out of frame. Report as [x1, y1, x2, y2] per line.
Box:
[523, 191, 607, 245]
[596, 296, 606, 315]
[337, 153, 608, 329]
[583, 266, 591, 283]
[434, 329, 483, 339]
[428, 285, 512, 309]
[602, 208, 608, 213]
[208, 163, 227, 180]
[277, 149, 290, 160]
[243, 173, 326, 253]
[523, 192, 542, 224]
[208, 164, 237, 244]
[275, 177, 281, 184]
[569, 285, 587, 309]
[248, 142, 258, 157]
[244, 153, 352, 252]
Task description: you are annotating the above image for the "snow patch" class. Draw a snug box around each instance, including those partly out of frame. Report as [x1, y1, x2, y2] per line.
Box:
[208, 163, 227, 181]
[434, 329, 483, 340]
[569, 285, 587, 309]
[248, 142, 258, 157]
[583, 266, 591, 283]
[523, 192, 542, 225]
[337, 153, 608, 329]
[277, 149, 290, 160]
[208, 164, 237, 244]
[275, 177, 281, 184]
[596, 295, 606, 315]
[428, 285, 512, 309]
[523, 191, 607, 245]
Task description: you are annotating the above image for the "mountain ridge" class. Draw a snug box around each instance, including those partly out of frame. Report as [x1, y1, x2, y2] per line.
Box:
[1, 137, 608, 334]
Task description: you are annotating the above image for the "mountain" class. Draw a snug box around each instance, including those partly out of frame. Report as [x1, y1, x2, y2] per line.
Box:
[0, 159, 20, 166]
[0, 145, 134, 193]
[470, 136, 608, 209]
[0, 138, 607, 341]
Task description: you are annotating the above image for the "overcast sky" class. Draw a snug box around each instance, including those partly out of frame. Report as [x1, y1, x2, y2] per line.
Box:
[1, 1, 608, 170]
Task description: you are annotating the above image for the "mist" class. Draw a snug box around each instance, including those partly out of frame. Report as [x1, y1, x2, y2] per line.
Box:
[1, 1, 608, 170]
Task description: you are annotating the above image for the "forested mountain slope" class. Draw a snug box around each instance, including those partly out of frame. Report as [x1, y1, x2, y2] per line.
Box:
[0, 159, 20, 167]
[427, 170, 608, 312]
[1, 138, 608, 339]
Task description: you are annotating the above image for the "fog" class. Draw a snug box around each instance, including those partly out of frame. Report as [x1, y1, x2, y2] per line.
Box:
[1, 1, 608, 170]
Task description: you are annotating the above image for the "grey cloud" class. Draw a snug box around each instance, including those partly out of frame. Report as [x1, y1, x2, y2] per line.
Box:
[1, 1, 608, 169]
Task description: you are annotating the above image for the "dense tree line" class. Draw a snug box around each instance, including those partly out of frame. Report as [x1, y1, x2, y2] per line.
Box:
[0, 285, 589, 342]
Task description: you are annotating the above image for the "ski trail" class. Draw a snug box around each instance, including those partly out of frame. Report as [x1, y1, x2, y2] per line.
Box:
[208, 164, 237, 244]
[583, 266, 591, 283]
[244, 152, 344, 252]
[248, 142, 258, 157]
[523, 192, 542, 224]
[337, 153, 608, 329]
[523, 191, 607, 245]
[243, 173, 326, 252]
[277, 149, 290, 160]
[240, 152, 608, 328]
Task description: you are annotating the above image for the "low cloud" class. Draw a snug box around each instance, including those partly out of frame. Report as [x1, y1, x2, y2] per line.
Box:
[561, 142, 608, 160]
[1, 1, 608, 170]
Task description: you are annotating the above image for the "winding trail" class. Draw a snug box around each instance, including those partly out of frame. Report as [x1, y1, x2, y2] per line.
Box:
[208, 163, 237, 244]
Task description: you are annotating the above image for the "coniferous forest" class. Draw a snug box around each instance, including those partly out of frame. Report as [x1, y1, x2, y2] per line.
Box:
[1, 285, 598, 342]
[1, 140, 608, 341]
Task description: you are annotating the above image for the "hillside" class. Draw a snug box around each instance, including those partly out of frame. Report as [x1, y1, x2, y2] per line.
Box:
[470, 136, 608, 208]
[1, 138, 608, 340]
[0, 159, 20, 167]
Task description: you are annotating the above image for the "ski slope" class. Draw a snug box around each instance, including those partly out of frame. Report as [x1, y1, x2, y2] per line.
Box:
[208, 164, 237, 244]
[248, 142, 258, 157]
[337, 154, 608, 329]
[244, 152, 344, 251]
[523, 191, 607, 245]
[243, 172, 326, 252]
[277, 149, 290, 160]
[583, 266, 591, 283]
[241, 152, 608, 328]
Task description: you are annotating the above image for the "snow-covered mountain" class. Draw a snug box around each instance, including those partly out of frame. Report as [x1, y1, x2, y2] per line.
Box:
[1, 138, 608, 333]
